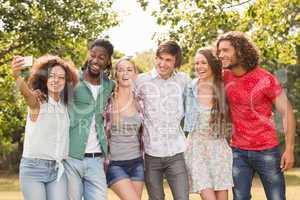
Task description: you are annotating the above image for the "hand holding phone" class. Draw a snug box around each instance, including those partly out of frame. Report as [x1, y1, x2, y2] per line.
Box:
[20, 56, 33, 78]
[22, 56, 33, 67]
[12, 55, 34, 79]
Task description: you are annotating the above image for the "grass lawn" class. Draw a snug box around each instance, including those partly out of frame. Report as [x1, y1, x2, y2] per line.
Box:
[0, 168, 299, 200]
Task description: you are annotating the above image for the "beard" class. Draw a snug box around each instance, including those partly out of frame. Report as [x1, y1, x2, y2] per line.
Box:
[222, 59, 239, 70]
[86, 61, 102, 78]
[227, 62, 239, 69]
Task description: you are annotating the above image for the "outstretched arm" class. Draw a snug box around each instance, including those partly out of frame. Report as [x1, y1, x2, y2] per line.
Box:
[11, 56, 40, 110]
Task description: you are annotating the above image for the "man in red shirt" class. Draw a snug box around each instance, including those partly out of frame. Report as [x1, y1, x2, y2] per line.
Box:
[216, 31, 295, 200]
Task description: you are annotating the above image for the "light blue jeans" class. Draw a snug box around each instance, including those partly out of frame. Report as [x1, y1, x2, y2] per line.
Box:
[64, 156, 107, 200]
[19, 157, 67, 200]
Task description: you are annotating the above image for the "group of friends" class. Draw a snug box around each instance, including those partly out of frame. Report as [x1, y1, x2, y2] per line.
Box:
[11, 31, 295, 200]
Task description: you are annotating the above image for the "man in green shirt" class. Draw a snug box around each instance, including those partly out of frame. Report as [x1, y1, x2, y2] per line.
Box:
[64, 39, 115, 200]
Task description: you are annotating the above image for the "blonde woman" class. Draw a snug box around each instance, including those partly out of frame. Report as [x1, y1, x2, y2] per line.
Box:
[103, 57, 144, 200]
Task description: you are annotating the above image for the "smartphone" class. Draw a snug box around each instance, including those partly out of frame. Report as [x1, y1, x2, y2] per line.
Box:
[22, 56, 33, 67]
[20, 56, 33, 78]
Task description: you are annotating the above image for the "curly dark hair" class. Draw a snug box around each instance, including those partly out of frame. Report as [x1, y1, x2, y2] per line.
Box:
[28, 54, 78, 105]
[196, 48, 230, 137]
[156, 41, 182, 68]
[216, 31, 259, 71]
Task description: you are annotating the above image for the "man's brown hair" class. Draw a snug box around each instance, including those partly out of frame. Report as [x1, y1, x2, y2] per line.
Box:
[156, 41, 182, 68]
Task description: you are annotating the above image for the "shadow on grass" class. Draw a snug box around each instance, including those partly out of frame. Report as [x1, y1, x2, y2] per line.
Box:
[252, 173, 300, 187]
[1, 169, 300, 192]
[285, 174, 300, 186]
[0, 174, 19, 192]
[0, 180, 19, 191]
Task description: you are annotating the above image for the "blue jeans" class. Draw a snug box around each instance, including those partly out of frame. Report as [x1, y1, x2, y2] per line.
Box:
[232, 146, 286, 200]
[64, 156, 107, 200]
[19, 157, 67, 200]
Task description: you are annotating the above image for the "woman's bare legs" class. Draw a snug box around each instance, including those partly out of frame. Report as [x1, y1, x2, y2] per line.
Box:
[200, 188, 228, 200]
[215, 190, 228, 200]
[201, 188, 217, 200]
[110, 179, 144, 200]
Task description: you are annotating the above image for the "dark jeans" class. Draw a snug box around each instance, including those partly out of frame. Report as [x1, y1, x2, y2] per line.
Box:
[144, 153, 189, 200]
[232, 146, 286, 200]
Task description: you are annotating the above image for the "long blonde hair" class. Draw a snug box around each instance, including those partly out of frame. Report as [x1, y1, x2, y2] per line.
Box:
[112, 57, 138, 124]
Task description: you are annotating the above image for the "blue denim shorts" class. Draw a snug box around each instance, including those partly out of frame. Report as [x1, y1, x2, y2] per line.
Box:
[106, 157, 144, 187]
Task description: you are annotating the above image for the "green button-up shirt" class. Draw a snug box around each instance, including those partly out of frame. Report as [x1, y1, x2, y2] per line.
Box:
[68, 71, 114, 159]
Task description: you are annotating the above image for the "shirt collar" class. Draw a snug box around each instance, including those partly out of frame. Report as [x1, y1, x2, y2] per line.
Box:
[191, 78, 199, 88]
[79, 70, 84, 81]
[80, 69, 109, 82]
[150, 68, 159, 79]
[150, 67, 177, 80]
[190, 78, 199, 97]
[189, 78, 214, 97]
[48, 95, 62, 106]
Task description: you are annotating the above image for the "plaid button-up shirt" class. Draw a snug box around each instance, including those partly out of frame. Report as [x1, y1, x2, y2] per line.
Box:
[103, 92, 145, 163]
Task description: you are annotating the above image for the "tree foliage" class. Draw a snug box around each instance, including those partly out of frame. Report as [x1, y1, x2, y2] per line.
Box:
[133, 49, 155, 73]
[138, 0, 299, 65]
[0, 0, 119, 169]
[0, 0, 118, 64]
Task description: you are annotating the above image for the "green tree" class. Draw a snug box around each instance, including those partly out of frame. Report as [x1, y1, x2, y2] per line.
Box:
[139, 0, 299, 65]
[0, 0, 118, 64]
[133, 49, 155, 73]
[113, 50, 126, 60]
[0, 0, 119, 170]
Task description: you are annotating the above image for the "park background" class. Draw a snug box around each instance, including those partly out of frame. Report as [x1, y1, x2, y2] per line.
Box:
[0, 0, 299, 199]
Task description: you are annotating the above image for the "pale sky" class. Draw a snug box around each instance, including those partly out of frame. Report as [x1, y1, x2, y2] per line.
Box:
[104, 0, 252, 56]
[105, 0, 162, 56]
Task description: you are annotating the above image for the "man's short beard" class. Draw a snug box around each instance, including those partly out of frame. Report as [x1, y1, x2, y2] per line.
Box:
[87, 62, 102, 78]
[227, 61, 239, 70]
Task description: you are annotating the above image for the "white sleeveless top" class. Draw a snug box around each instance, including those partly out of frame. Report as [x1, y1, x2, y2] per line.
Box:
[22, 96, 69, 180]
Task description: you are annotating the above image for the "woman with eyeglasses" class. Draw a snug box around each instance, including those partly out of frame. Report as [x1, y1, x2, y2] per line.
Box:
[11, 54, 77, 200]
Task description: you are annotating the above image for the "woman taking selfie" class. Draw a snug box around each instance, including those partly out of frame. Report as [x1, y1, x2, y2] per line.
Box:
[11, 54, 77, 200]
